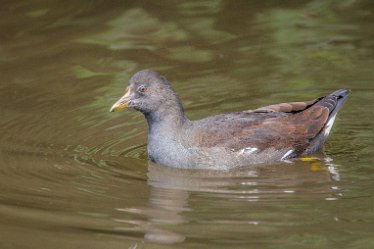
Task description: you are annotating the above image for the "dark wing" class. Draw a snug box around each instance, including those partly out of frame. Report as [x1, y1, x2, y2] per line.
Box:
[252, 98, 320, 113]
[190, 89, 350, 156]
[191, 106, 328, 153]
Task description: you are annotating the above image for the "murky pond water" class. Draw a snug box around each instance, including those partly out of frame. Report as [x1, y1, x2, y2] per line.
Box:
[1, 1, 373, 248]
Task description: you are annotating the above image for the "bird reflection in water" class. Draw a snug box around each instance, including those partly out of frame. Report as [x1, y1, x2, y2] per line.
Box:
[138, 156, 342, 244]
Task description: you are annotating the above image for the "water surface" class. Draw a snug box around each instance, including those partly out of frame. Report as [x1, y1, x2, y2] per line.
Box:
[1, 1, 373, 248]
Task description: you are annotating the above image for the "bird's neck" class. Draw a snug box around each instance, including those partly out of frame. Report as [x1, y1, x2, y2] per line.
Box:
[144, 100, 189, 135]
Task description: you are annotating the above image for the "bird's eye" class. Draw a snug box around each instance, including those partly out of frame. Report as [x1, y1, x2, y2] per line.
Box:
[137, 85, 147, 93]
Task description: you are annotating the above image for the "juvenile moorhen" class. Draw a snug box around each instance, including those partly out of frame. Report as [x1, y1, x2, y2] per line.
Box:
[110, 70, 350, 169]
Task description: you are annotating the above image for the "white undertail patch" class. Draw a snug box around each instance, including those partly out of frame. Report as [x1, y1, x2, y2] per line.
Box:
[281, 149, 294, 160]
[324, 114, 337, 136]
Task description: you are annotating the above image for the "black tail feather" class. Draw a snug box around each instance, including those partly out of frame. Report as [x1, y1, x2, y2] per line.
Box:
[303, 89, 350, 154]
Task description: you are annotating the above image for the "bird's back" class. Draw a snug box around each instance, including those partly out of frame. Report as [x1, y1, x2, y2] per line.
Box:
[185, 89, 350, 162]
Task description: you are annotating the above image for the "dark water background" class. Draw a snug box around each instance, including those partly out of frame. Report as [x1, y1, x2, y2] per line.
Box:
[0, 1, 373, 248]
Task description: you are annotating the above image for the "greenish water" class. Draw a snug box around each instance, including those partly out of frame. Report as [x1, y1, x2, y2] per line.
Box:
[0, 1, 373, 248]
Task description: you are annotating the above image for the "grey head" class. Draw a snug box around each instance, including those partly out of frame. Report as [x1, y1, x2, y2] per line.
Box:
[110, 69, 186, 124]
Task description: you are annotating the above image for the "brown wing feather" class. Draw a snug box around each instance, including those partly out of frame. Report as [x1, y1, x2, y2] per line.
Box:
[228, 106, 328, 152]
[253, 99, 320, 113]
[190, 99, 328, 155]
[187, 90, 349, 159]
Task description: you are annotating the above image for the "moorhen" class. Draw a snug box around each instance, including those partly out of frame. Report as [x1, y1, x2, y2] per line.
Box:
[110, 70, 350, 169]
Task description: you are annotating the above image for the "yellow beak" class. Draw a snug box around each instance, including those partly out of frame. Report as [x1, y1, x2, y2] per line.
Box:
[109, 89, 131, 112]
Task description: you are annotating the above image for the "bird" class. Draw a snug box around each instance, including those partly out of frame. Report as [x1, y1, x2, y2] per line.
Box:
[110, 69, 350, 170]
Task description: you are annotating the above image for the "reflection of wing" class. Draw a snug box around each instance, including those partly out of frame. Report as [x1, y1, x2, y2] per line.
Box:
[190, 89, 349, 158]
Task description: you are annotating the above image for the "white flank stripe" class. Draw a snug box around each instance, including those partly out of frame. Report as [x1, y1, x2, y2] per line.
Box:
[239, 147, 258, 155]
[281, 149, 294, 160]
